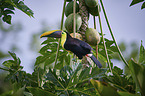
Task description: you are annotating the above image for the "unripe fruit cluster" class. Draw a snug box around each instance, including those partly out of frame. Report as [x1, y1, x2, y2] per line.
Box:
[64, 0, 101, 46]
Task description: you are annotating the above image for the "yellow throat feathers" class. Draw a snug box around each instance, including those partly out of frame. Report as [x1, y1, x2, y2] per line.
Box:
[61, 31, 67, 48]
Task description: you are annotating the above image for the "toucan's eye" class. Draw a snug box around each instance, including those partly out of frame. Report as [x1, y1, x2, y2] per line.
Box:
[62, 32, 64, 34]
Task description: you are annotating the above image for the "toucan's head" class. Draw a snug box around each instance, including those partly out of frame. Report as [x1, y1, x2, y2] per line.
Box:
[40, 30, 62, 38]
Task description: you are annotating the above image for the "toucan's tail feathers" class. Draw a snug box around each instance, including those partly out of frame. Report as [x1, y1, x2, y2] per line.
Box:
[87, 54, 102, 68]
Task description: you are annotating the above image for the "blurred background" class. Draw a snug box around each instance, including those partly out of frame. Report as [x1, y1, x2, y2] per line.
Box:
[0, 0, 145, 74]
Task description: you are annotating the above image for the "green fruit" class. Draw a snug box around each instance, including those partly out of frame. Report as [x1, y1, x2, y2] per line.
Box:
[65, 13, 82, 33]
[70, 33, 83, 40]
[85, 0, 98, 7]
[65, 1, 79, 17]
[88, 4, 101, 16]
[85, 28, 100, 46]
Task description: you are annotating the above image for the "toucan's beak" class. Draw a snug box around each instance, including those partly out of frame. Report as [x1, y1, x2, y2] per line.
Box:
[40, 30, 62, 38]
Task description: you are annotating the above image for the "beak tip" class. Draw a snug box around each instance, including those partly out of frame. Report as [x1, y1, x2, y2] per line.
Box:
[40, 35, 43, 38]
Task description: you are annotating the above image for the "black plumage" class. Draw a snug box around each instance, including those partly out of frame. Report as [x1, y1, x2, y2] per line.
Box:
[41, 30, 102, 68]
[63, 32, 102, 68]
[64, 32, 92, 59]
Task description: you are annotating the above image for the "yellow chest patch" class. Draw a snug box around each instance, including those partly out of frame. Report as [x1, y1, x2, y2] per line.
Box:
[61, 32, 72, 53]
[61, 32, 67, 48]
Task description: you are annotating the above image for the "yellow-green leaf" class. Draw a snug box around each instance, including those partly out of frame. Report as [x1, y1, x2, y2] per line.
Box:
[129, 59, 145, 96]
[118, 92, 140, 96]
[90, 79, 120, 96]
[27, 87, 56, 96]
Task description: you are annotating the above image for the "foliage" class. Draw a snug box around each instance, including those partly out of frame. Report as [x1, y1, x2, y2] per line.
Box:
[130, 0, 145, 9]
[90, 79, 140, 96]
[0, 0, 33, 24]
[129, 41, 145, 96]
[0, 0, 145, 96]
[0, 51, 107, 95]
[35, 38, 71, 69]
[1, 40, 145, 95]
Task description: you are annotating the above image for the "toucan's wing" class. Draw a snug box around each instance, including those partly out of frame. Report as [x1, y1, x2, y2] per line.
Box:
[70, 38, 91, 53]
[79, 40, 92, 53]
[64, 39, 87, 59]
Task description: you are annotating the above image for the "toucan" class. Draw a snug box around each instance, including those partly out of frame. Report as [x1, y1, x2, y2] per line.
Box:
[40, 30, 102, 68]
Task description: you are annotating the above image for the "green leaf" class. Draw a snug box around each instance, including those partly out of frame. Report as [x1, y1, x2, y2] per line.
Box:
[90, 79, 120, 96]
[0, 0, 33, 24]
[130, 0, 144, 6]
[8, 51, 17, 60]
[2, 60, 14, 68]
[79, 67, 107, 81]
[35, 52, 56, 66]
[2, 15, 12, 24]
[79, 68, 90, 80]
[23, 92, 33, 96]
[60, 66, 73, 81]
[44, 53, 56, 66]
[55, 50, 70, 69]
[13, 1, 34, 17]
[0, 90, 13, 96]
[98, 38, 117, 65]
[8, 51, 21, 65]
[68, 87, 96, 96]
[37, 38, 71, 69]
[2, 51, 21, 70]
[67, 63, 83, 87]
[67, 66, 107, 89]
[113, 66, 123, 75]
[46, 68, 65, 88]
[13, 0, 19, 3]
[1, 2, 15, 10]
[27, 87, 56, 96]
[91, 67, 107, 78]
[2, 51, 33, 88]
[104, 66, 136, 92]
[141, 2, 145, 9]
[139, 41, 145, 64]
[129, 59, 145, 96]
[118, 91, 140, 96]
[4, 9, 14, 14]
[35, 56, 45, 65]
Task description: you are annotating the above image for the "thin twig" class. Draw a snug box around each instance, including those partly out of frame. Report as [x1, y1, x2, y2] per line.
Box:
[100, 0, 129, 67]
[93, 16, 98, 59]
[93, 16, 96, 29]
[73, 0, 77, 63]
[96, 45, 98, 59]
[98, 3, 112, 72]
[54, 0, 66, 68]
[73, 0, 76, 37]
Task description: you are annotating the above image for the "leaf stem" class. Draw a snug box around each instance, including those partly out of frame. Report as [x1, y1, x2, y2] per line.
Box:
[93, 16, 96, 29]
[73, 0, 76, 37]
[38, 68, 40, 87]
[73, 0, 77, 62]
[98, 4, 112, 72]
[54, 0, 66, 68]
[0, 67, 10, 71]
[100, 0, 129, 67]
[93, 16, 98, 59]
